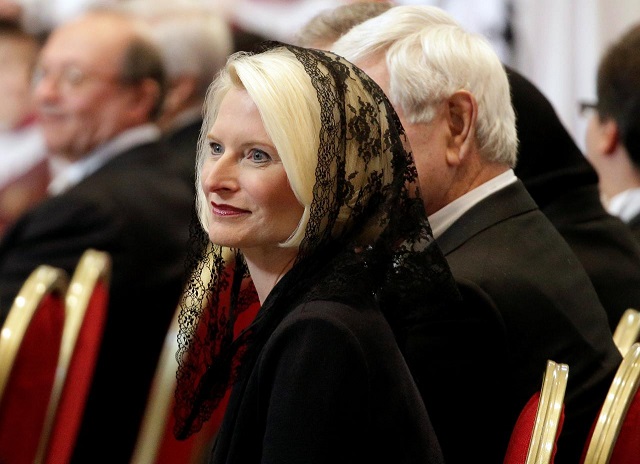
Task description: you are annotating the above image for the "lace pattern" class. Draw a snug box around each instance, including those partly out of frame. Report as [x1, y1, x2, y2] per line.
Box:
[173, 42, 460, 439]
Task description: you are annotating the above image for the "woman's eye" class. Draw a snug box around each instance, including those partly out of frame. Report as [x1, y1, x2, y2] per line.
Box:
[209, 142, 223, 155]
[248, 149, 271, 163]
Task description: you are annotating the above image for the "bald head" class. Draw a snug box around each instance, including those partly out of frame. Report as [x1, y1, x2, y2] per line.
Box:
[33, 11, 166, 159]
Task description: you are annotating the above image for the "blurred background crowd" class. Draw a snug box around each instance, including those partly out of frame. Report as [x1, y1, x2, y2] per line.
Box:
[1, 1, 640, 462]
[2, 0, 639, 147]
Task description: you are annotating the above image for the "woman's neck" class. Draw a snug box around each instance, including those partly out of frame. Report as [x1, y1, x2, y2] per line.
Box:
[243, 247, 299, 304]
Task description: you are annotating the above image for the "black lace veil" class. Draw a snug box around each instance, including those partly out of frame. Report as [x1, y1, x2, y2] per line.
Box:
[173, 42, 460, 439]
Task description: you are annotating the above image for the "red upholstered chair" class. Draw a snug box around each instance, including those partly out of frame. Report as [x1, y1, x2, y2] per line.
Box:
[130, 303, 215, 464]
[0, 265, 68, 464]
[35, 249, 111, 463]
[581, 342, 640, 464]
[130, 300, 261, 464]
[131, 249, 261, 464]
[504, 360, 569, 464]
[613, 309, 640, 357]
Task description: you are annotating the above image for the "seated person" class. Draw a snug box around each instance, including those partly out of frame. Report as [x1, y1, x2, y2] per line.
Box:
[509, 66, 640, 330]
[0, 10, 193, 462]
[584, 22, 640, 244]
[332, 5, 622, 463]
[174, 43, 460, 463]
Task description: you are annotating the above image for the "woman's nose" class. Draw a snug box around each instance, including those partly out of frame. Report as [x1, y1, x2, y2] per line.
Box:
[202, 152, 239, 193]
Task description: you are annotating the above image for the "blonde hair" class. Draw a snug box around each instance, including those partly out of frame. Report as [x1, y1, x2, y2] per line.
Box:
[195, 47, 395, 248]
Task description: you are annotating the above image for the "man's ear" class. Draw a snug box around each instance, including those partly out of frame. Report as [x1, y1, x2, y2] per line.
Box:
[164, 76, 198, 114]
[599, 117, 621, 156]
[445, 90, 477, 166]
[127, 78, 163, 123]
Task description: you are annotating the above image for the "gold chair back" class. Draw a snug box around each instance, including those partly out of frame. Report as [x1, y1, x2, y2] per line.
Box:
[527, 360, 570, 464]
[35, 249, 112, 463]
[582, 342, 640, 464]
[613, 309, 640, 357]
[0, 265, 68, 463]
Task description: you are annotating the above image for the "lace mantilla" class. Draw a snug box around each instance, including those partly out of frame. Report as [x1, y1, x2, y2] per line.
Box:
[173, 42, 460, 439]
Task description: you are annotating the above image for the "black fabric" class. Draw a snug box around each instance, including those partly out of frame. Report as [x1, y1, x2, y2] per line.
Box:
[628, 212, 640, 242]
[0, 141, 193, 462]
[162, 117, 202, 187]
[429, 180, 621, 464]
[509, 66, 640, 329]
[508, 66, 598, 210]
[173, 43, 460, 463]
[212, 300, 445, 464]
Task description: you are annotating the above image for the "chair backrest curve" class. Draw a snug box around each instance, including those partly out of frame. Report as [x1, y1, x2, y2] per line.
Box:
[613, 309, 640, 357]
[582, 342, 640, 464]
[35, 249, 112, 463]
[0, 265, 68, 463]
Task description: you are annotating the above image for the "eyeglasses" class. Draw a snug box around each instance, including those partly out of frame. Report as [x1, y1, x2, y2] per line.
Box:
[579, 101, 599, 116]
[31, 64, 126, 93]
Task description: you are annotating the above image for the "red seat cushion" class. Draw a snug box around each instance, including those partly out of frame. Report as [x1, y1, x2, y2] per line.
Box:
[609, 387, 640, 464]
[44, 280, 109, 463]
[504, 392, 565, 464]
[0, 293, 65, 464]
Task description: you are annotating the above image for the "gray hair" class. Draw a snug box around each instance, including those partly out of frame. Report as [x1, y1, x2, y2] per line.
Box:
[332, 5, 518, 166]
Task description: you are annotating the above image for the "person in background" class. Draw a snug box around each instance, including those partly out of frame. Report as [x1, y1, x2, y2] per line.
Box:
[0, 19, 47, 236]
[173, 43, 461, 464]
[121, 2, 233, 185]
[509, 66, 640, 331]
[331, 5, 621, 463]
[293, 0, 393, 49]
[584, 22, 640, 243]
[0, 9, 193, 462]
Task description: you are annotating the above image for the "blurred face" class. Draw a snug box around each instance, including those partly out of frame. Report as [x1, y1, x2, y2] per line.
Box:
[584, 111, 605, 166]
[0, 35, 38, 130]
[356, 54, 452, 215]
[32, 16, 141, 160]
[201, 87, 304, 257]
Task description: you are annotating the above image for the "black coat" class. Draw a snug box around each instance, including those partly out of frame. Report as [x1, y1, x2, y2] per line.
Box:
[162, 118, 202, 187]
[508, 66, 640, 330]
[211, 299, 445, 464]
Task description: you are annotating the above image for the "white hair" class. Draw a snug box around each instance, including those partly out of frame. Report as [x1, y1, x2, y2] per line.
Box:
[332, 5, 518, 166]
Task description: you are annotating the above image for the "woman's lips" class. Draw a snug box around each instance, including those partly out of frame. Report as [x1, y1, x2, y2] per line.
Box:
[211, 202, 249, 217]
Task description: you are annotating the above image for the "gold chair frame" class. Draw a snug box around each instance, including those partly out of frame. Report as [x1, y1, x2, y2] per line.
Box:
[526, 359, 569, 464]
[35, 249, 112, 462]
[130, 305, 181, 464]
[0, 265, 68, 401]
[582, 342, 640, 464]
[612, 309, 640, 357]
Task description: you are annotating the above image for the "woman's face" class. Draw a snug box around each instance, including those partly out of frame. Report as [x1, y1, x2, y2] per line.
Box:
[201, 87, 304, 254]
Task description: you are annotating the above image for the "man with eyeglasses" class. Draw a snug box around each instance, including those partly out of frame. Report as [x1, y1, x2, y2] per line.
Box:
[585, 23, 640, 244]
[0, 9, 193, 462]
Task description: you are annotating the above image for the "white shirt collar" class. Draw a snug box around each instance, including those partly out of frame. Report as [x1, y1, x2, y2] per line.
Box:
[428, 169, 517, 239]
[47, 124, 161, 196]
[606, 188, 640, 223]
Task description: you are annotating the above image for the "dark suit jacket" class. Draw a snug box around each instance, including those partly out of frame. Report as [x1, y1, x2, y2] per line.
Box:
[542, 185, 640, 329]
[163, 118, 201, 187]
[628, 212, 640, 244]
[0, 140, 193, 462]
[507, 66, 640, 331]
[405, 180, 621, 464]
[212, 300, 445, 464]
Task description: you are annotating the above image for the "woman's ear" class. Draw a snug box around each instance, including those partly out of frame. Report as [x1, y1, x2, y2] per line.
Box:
[445, 90, 477, 166]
